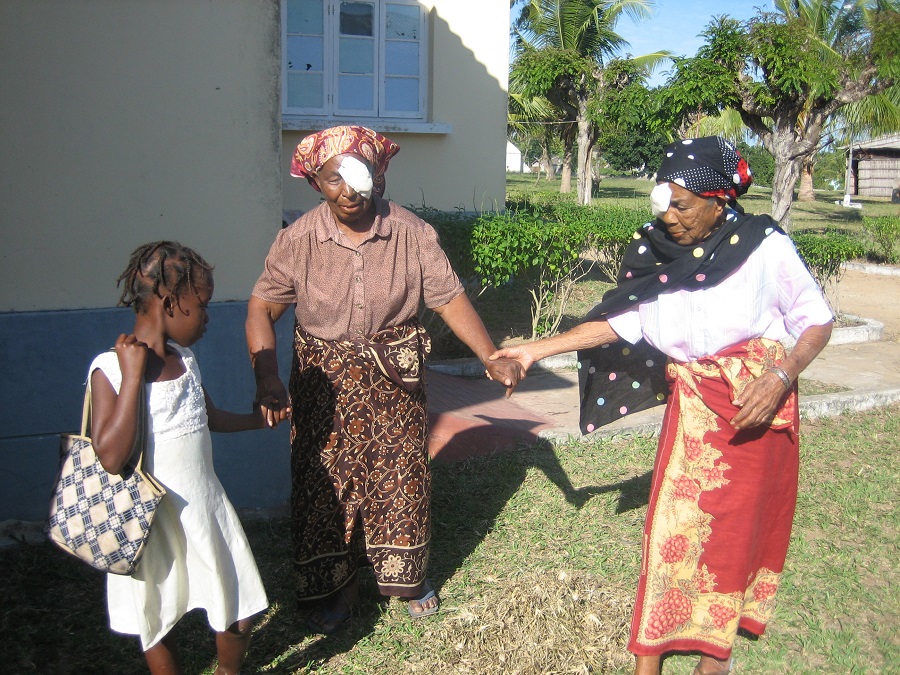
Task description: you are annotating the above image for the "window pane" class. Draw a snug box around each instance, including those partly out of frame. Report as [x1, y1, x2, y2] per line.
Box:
[339, 37, 373, 74]
[386, 4, 419, 40]
[385, 41, 418, 76]
[385, 77, 419, 112]
[339, 75, 374, 110]
[287, 35, 324, 72]
[340, 2, 374, 36]
[287, 0, 323, 34]
[287, 72, 324, 108]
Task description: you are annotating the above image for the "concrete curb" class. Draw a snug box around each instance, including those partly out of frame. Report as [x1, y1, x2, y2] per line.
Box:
[428, 352, 577, 377]
[532, 387, 900, 445]
[799, 387, 900, 419]
[843, 261, 900, 277]
[781, 314, 884, 347]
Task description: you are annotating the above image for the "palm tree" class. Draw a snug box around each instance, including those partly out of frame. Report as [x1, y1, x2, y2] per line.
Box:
[511, 0, 658, 204]
[508, 53, 571, 183]
[798, 85, 900, 200]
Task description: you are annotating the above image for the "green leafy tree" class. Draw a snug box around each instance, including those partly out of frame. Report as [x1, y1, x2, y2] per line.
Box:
[737, 141, 775, 187]
[594, 60, 669, 176]
[511, 0, 659, 205]
[661, 0, 900, 229]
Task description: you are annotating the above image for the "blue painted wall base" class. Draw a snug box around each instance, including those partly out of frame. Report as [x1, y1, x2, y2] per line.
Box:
[0, 302, 295, 521]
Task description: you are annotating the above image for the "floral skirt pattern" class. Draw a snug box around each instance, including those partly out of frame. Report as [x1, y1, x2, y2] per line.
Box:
[628, 338, 799, 659]
[288, 321, 432, 600]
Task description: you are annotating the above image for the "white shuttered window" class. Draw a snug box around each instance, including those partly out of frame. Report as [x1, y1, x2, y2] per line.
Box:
[284, 0, 427, 120]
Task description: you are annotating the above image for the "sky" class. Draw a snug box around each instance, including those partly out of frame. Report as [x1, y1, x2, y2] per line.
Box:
[511, 1, 776, 87]
[614, 1, 775, 86]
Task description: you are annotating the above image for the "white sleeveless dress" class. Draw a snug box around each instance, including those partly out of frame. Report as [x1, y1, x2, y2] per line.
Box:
[89, 343, 268, 650]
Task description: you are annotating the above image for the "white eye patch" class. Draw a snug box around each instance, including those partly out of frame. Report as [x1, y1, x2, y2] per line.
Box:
[337, 156, 374, 199]
[650, 183, 672, 219]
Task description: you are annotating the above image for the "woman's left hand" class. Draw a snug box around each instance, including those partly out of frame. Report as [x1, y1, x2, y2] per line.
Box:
[730, 371, 788, 430]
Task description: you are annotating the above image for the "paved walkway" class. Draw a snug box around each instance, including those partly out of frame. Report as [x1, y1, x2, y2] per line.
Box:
[426, 330, 900, 462]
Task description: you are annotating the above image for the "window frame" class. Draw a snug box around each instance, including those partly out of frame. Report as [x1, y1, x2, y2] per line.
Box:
[282, 0, 429, 122]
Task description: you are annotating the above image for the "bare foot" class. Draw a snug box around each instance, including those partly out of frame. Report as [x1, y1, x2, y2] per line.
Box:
[693, 655, 732, 674]
[407, 580, 440, 618]
[306, 579, 357, 634]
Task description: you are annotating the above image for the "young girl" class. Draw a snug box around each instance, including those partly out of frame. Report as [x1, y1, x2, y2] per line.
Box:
[88, 241, 277, 674]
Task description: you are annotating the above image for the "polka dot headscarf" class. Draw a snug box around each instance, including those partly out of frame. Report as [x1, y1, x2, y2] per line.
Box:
[657, 136, 753, 201]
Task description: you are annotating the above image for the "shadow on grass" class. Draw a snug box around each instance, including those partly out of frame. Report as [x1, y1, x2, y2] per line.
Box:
[0, 434, 653, 673]
[427, 428, 653, 597]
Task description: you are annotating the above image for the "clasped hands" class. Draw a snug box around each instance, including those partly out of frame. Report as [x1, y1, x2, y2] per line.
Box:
[485, 346, 534, 397]
[254, 374, 293, 428]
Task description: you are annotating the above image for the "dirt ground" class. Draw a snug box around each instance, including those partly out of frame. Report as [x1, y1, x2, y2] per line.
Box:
[830, 267, 900, 342]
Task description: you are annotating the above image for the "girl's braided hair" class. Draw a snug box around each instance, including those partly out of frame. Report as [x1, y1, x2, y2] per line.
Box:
[117, 241, 213, 313]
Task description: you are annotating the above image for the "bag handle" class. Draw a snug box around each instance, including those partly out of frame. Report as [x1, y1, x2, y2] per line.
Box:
[81, 374, 148, 473]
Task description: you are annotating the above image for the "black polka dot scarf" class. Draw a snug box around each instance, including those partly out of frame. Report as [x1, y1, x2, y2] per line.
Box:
[576, 209, 784, 433]
[657, 136, 753, 202]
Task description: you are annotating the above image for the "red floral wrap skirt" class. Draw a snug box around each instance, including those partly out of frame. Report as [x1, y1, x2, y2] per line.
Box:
[628, 338, 799, 659]
[288, 321, 432, 600]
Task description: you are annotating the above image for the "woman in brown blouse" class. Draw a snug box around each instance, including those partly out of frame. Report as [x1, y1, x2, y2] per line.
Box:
[246, 125, 519, 633]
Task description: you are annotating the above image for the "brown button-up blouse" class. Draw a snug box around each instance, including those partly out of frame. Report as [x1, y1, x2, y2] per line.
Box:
[252, 197, 464, 341]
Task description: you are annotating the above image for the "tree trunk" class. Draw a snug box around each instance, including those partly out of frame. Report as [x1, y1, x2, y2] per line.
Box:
[767, 124, 815, 231]
[539, 145, 553, 180]
[770, 155, 801, 230]
[540, 127, 555, 180]
[797, 158, 816, 202]
[575, 99, 594, 205]
[560, 142, 574, 193]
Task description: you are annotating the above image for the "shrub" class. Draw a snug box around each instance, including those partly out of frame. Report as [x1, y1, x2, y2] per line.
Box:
[411, 199, 648, 345]
[791, 231, 867, 291]
[471, 202, 647, 339]
[408, 205, 480, 347]
[588, 205, 650, 281]
[862, 215, 900, 264]
[410, 206, 480, 293]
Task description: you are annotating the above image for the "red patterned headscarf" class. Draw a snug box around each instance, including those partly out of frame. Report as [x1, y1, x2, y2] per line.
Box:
[657, 136, 753, 202]
[290, 125, 400, 197]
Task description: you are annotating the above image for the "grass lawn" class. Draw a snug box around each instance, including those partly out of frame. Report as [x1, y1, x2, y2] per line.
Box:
[507, 173, 899, 233]
[2, 405, 897, 674]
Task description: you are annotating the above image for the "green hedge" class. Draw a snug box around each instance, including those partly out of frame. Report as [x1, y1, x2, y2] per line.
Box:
[790, 231, 867, 289]
[862, 215, 900, 264]
[471, 201, 649, 338]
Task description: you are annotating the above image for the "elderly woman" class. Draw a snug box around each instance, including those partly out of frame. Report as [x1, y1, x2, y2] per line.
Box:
[246, 125, 517, 633]
[492, 137, 833, 675]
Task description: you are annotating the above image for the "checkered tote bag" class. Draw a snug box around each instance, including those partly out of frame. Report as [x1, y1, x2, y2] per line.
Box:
[46, 381, 165, 575]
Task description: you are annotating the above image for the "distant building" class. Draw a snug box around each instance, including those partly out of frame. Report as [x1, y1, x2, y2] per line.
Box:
[506, 141, 526, 173]
[846, 134, 900, 198]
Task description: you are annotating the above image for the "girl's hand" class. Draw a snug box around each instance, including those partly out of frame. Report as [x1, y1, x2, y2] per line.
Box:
[114, 333, 149, 382]
[254, 374, 292, 428]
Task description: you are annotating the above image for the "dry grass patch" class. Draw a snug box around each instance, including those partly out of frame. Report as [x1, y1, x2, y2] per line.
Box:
[407, 570, 633, 674]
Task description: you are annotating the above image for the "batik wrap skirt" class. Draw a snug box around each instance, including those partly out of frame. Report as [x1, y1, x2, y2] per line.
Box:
[288, 321, 432, 600]
[628, 337, 799, 659]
